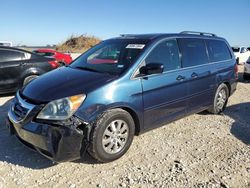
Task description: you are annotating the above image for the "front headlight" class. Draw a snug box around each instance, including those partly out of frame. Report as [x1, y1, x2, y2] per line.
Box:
[37, 94, 86, 120]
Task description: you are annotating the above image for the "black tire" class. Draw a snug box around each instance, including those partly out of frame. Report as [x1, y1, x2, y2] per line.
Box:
[236, 57, 240, 65]
[243, 73, 249, 80]
[23, 75, 38, 86]
[88, 109, 135, 162]
[208, 83, 229, 114]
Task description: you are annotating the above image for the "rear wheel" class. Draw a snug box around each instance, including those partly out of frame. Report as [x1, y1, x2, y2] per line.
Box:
[23, 75, 38, 86]
[88, 109, 135, 162]
[208, 83, 229, 114]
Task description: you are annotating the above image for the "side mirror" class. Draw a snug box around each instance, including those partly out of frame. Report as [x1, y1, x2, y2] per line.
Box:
[140, 63, 164, 75]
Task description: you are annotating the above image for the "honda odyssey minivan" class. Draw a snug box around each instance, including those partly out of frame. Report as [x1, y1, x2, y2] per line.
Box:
[7, 31, 238, 162]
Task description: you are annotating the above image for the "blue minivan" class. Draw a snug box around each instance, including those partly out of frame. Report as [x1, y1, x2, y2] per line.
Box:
[7, 32, 238, 162]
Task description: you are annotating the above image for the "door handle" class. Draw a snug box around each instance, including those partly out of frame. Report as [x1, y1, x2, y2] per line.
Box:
[176, 75, 185, 81]
[191, 72, 198, 78]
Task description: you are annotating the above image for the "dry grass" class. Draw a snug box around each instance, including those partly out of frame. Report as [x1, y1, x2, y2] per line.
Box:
[56, 34, 101, 53]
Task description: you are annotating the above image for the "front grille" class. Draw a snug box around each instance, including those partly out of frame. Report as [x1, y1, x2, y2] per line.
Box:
[13, 102, 29, 120]
[12, 91, 36, 122]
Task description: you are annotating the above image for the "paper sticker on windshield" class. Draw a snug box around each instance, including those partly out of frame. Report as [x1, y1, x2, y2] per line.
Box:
[117, 65, 124, 68]
[126, 44, 145, 49]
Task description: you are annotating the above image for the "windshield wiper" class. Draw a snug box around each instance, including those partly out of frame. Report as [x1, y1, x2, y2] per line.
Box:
[74, 66, 101, 73]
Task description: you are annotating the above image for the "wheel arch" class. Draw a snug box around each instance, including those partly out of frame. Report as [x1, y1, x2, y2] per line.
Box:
[94, 105, 142, 136]
[119, 107, 141, 136]
[223, 81, 231, 96]
[216, 75, 232, 96]
[19, 68, 43, 88]
[21, 67, 44, 81]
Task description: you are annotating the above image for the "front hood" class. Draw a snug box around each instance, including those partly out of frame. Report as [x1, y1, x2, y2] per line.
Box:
[21, 67, 117, 103]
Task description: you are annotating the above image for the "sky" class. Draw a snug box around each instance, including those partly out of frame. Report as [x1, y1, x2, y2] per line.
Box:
[1, 0, 250, 46]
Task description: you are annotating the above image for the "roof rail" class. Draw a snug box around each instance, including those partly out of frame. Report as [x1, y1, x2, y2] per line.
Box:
[180, 31, 217, 37]
[120, 34, 135, 37]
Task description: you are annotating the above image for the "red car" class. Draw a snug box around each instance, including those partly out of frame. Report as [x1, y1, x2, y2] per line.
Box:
[33, 49, 73, 68]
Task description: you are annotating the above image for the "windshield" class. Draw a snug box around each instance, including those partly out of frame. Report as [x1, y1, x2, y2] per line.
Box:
[70, 39, 148, 75]
[232, 47, 240, 52]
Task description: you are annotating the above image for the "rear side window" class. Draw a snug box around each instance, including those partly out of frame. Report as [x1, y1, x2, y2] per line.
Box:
[178, 38, 208, 67]
[206, 40, 232, 62]
[145, 39, 181, 71]
[0, 49, 25, 62]
[33, 51, 55, 57]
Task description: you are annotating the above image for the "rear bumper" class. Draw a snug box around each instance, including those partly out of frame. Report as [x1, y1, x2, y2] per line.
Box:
[7, 110, 88, 163]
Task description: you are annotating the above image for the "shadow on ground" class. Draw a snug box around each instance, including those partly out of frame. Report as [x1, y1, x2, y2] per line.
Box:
[237, 72, 250, 84]
[225, 102, 250, 145]
[199, 102, 250, 145]
[0, 98, 54, 169]
[0, 98, 249, 169]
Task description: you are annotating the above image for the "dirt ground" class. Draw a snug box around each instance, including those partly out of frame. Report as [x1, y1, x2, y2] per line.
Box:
[0, 66, 249, 188]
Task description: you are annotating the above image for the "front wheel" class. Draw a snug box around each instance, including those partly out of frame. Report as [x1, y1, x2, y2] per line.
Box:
[88, 109, 135, 162]
[208, 83, 229, 114]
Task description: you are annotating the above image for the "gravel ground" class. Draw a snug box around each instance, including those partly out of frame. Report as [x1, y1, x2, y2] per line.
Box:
[0, 66, 249, 188]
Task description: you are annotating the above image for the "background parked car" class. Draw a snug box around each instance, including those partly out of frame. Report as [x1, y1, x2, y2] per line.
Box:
[231, 46, 250, 64]
[33, 49, 73, 67]
[0, 46, 57, 95]
[243, 56, 250, 80]
[0, 41, 12, 47]
[7, 32, 238, 163]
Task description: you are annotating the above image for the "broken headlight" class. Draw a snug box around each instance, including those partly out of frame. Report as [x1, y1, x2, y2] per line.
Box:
[37, 94, 86, 121]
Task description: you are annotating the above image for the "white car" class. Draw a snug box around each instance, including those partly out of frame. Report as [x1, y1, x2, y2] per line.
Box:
[0, 41, 12, 47]
[232, 47, 250, 64]
[243, 56, 250, 80]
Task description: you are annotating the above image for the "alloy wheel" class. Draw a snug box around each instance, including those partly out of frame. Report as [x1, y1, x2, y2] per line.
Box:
[102, 120, 129, 154]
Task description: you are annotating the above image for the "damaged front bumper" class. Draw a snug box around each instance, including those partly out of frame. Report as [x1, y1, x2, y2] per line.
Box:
[7, 93, 90, 163]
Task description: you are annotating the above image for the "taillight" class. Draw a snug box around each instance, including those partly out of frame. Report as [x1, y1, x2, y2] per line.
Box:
[234, 63, 238, 79]
[48, 60, 59, 69]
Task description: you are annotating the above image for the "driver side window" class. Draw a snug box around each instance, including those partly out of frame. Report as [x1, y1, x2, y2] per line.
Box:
[145, 39, 181, 72]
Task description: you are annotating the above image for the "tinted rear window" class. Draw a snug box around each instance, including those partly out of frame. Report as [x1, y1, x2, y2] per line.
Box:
[206, 40, 231, 62]
[178, 38, 208, 67]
